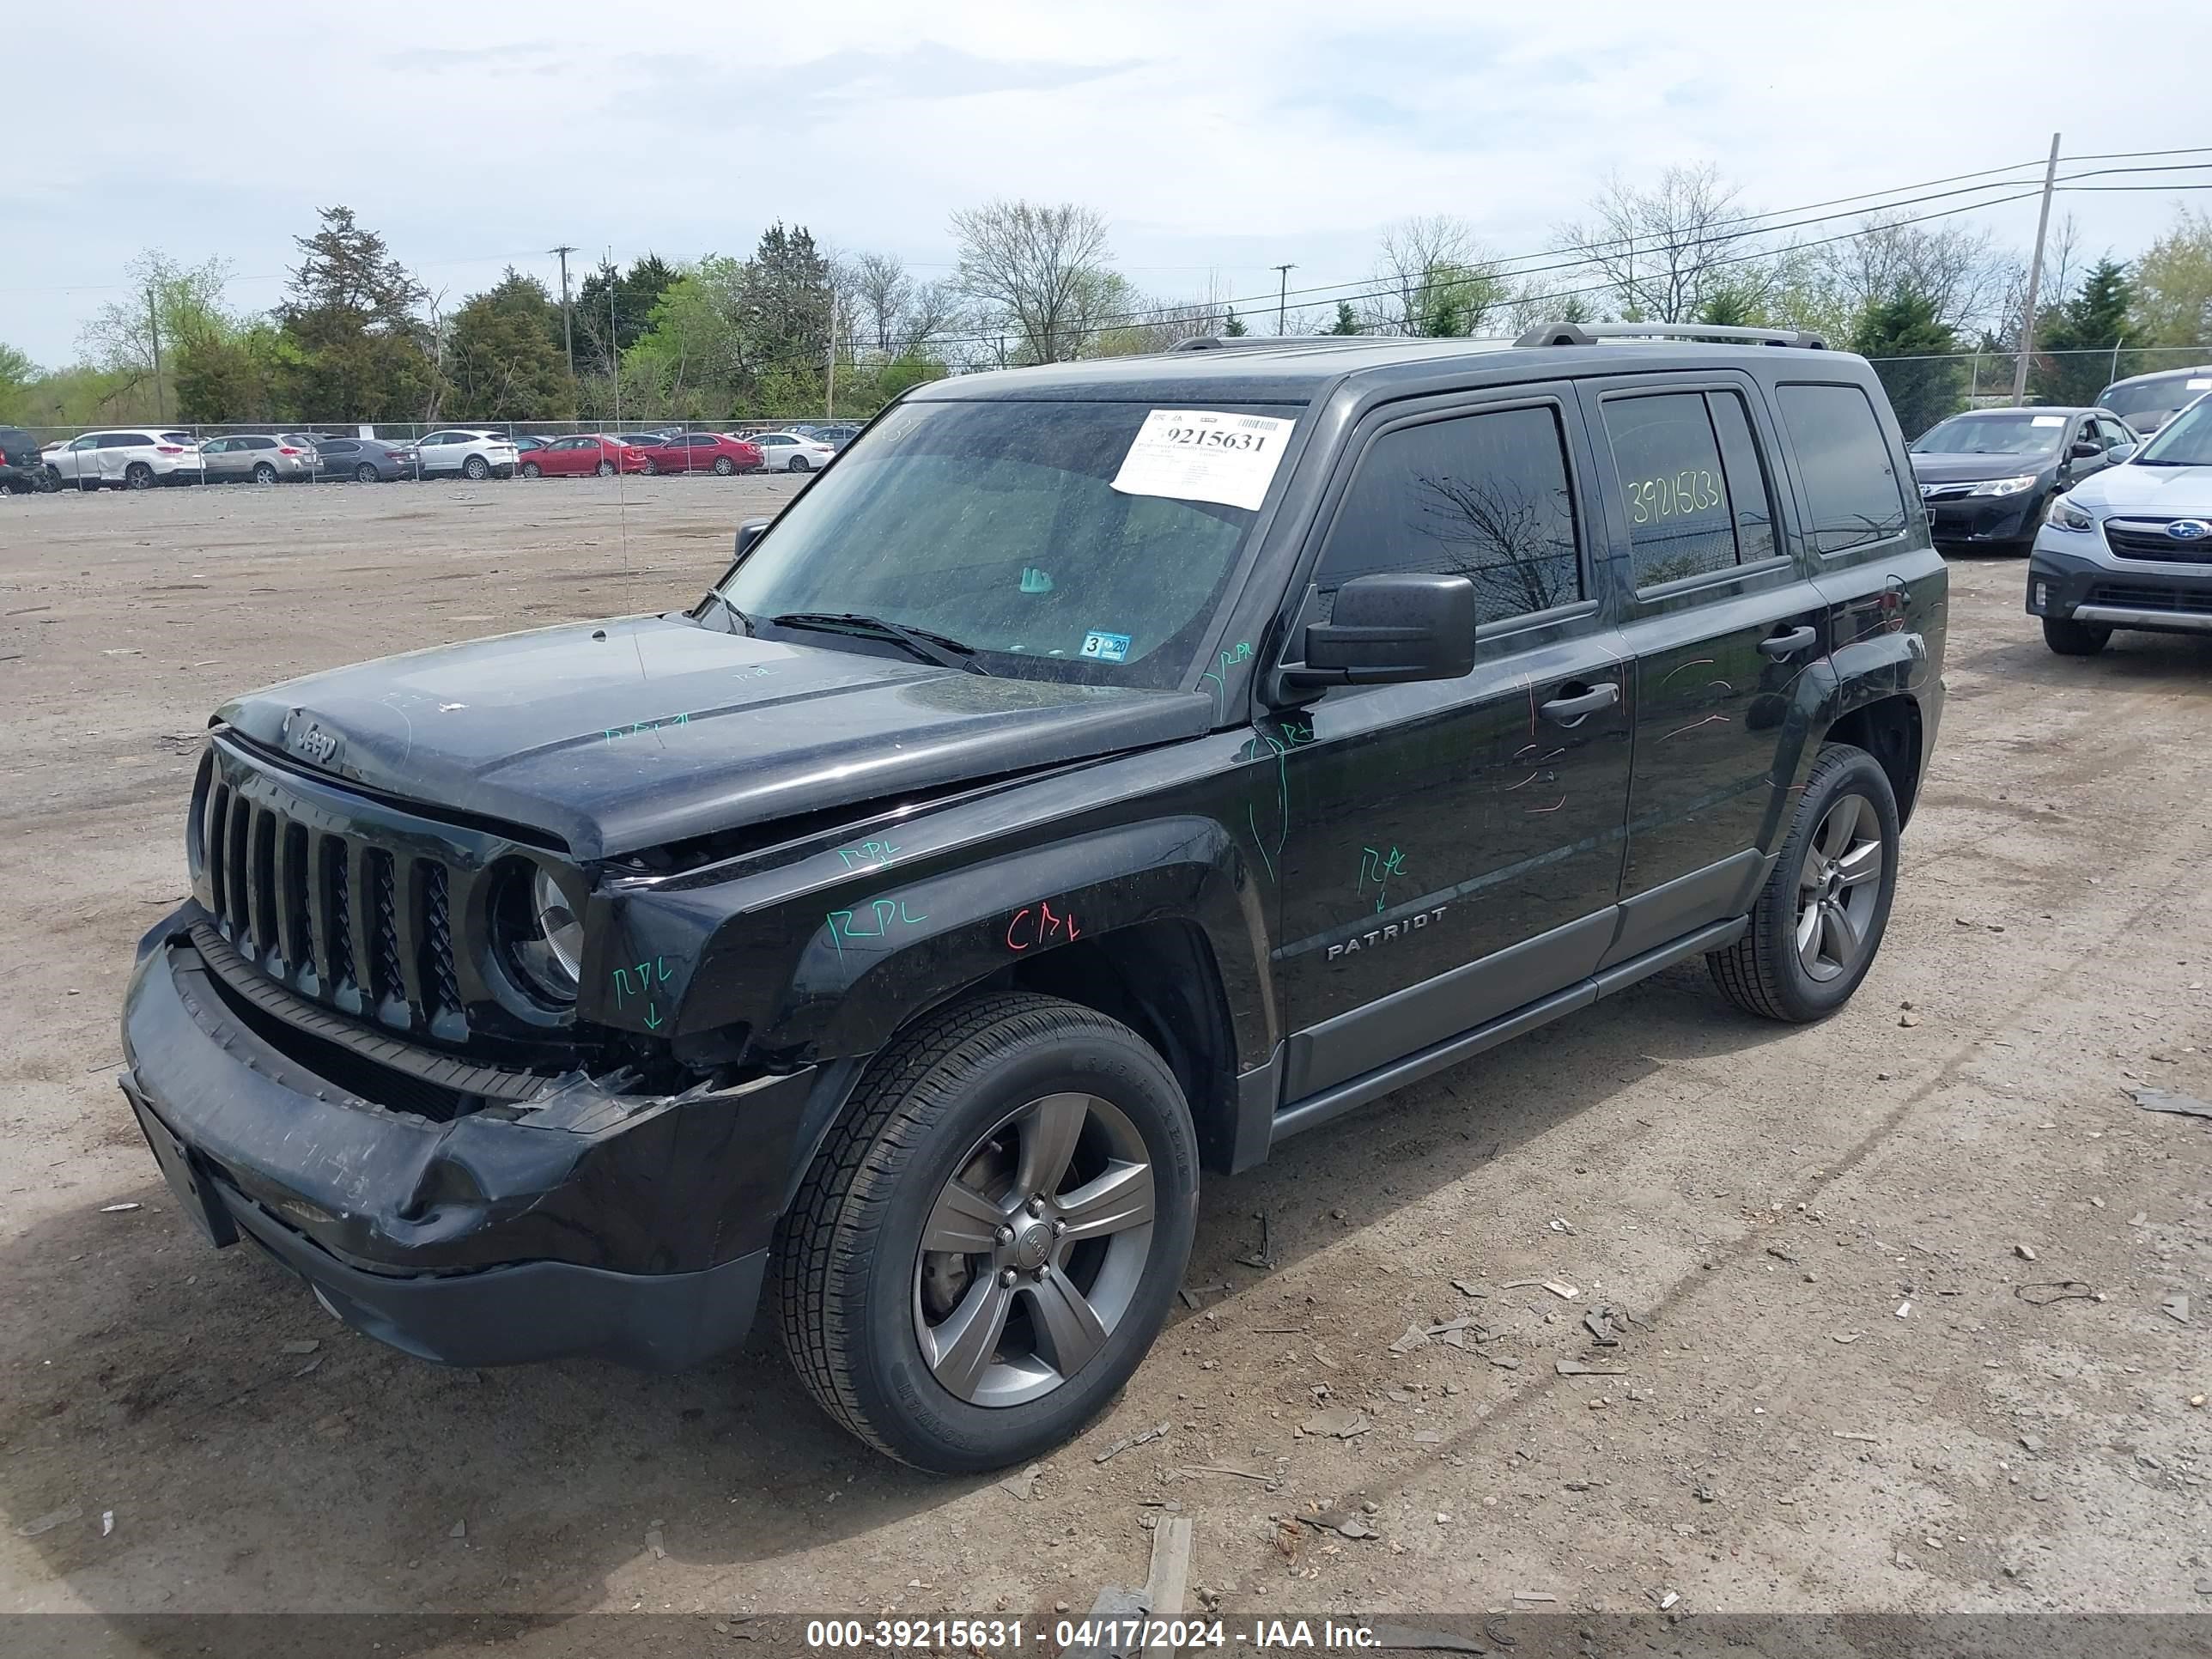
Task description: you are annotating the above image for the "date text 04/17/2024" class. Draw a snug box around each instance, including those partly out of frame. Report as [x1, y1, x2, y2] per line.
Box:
[800, 1616, 1391, 1650]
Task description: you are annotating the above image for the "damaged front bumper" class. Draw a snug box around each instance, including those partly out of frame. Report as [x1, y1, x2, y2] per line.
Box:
[119, 906, 821, 1370]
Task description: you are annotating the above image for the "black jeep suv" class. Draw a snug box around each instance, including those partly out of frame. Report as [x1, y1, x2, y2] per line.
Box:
[120, 323, 1946, 1471]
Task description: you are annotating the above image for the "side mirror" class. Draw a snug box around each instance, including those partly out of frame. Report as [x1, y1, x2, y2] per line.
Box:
[2109, 442, 2137, 463]
[1283, 573, 1476, 688]
[2069, 439, 2102, 459]
[733, 517, 770, 559]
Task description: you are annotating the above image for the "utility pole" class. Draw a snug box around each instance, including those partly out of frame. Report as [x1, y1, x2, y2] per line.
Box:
[1272, 263, 1296, 336]
[147, 286, 164, 421]
[550, 245, 578, 386]
[606, 248, 621, 432]
[826, 300, 836, 420]
[2012, 131, 2062, 405]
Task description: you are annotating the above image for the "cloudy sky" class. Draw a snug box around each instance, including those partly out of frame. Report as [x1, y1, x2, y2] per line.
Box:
[5, 0, 2209, 365]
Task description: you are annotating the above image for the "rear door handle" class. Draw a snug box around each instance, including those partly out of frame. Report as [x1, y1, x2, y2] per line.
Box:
[1759, 625, 1818, 659]
[1538, 681, 1620, 722]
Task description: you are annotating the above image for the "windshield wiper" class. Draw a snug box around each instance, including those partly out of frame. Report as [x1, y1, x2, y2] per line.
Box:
[770, 611, 992, 675]
[698, 590, 754, 635]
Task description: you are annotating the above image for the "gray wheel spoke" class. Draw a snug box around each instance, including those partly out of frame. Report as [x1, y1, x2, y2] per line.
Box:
[922, 1179, 1009, 1255]
[1053, 1158, 1153, 1243]
[1022, 1271, 1109, 1379]
[922, 1273, 1013, 1400]
[1818, 795, 1862, 860]
[1835, 838, 1883, 887]
[1822, 899, 1863, 965]
[1014, 1094, 1090, 1199]
[1796, 900, 1824, 969]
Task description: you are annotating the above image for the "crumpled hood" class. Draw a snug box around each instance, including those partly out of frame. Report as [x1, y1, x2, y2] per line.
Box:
[2069, 460, 2212, 516]
[1908, 451, 2056, 486]
[216, 614, 1212, 859]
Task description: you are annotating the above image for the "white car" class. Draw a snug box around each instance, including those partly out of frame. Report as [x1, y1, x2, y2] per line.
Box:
[748, 430, 837, 473]
[414, 428, 520, 480]
[44, 428, 207, 490]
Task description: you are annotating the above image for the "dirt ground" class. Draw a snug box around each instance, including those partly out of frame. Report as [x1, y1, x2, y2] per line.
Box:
[1, 478, 2207, 1638]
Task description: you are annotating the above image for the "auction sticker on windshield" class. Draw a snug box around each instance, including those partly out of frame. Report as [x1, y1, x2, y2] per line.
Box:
[2032, 415, 2065, 427]
[1111, 410, 1295, 512]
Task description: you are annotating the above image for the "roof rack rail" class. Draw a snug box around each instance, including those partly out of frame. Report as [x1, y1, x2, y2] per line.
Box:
[1515, 321, 1828, 351]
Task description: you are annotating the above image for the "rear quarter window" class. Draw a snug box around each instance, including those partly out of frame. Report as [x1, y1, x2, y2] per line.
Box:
[1775, 383, 1909, 556]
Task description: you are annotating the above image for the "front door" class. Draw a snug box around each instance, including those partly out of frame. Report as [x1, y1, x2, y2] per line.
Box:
[1269, 391, 1635, 1102]
[1578, 376, 1832, 951]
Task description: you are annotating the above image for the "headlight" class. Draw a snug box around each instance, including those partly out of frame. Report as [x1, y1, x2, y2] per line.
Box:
[2046, 497, 2094, 532]
[1971, 474, 2041, 497]
[504, 863, 583, 1002]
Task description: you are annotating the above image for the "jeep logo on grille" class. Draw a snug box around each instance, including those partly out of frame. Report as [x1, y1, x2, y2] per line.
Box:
[280, 710, 343, 769]
[2166, 519, 2211, 542]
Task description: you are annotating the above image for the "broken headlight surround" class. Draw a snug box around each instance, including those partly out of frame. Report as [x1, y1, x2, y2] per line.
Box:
[495, 858, 586, 1005]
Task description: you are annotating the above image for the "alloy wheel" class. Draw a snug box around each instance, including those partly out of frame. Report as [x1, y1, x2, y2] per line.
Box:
[912, 1092, 1155, 1408]
[1796, 793, 1883, 981]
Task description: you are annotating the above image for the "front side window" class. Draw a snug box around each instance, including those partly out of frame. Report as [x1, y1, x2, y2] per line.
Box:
[1315, 404, 1582, 626]
[716, 398, 1284, 688]
[1776, 384, 1909, 555]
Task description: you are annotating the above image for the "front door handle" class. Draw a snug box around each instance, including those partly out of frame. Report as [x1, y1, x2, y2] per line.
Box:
[1759, 625, 1818, 659]
[1539, 681, 1620, 722]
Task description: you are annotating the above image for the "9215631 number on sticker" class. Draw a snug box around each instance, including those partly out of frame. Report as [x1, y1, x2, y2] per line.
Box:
[1110, 409, 1296, 512]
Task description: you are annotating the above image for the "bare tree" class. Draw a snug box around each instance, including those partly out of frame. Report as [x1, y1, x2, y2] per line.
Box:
[1364, 216, 1508, 336]
[1554, 165, 1768, 323]
[897, 279, 964, 353]
[951, 200, 1115, 363]
[846, 252, 912, 354]
[1814, 214, 2013, 337]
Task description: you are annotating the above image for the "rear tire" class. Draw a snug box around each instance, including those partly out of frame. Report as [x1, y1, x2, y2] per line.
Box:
[124, 463, 154, 490]
[354, 462, 379, 483]
[252, 462, 278, 485]
[520, 461, 541, 479]
[774, 992, 1197, 1472]
[713, 454, 735, 476]
[463, 454, 490, 482]
[787, 454, 810, 473]
[2043, 615, 2111, 656]
[1707, 744, 1899, 1024]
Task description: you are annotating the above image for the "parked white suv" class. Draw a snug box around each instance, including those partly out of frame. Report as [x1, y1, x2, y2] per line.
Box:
[415, 429, 519, 481]
[45, 428, 207, 489]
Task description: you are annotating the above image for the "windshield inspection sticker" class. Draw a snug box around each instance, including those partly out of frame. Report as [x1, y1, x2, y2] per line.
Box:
[1080, 630, 1132, 663]
[2031, 415, 2066, 427]
[1111, 410, 1296, 512]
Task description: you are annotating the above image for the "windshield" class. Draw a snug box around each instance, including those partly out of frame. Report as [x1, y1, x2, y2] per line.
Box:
[1911, 413, 2064, 456]
[2131, 397, 2212, 466]
[2100, 373, 2211, 428]
[716, 398, 1286, 688]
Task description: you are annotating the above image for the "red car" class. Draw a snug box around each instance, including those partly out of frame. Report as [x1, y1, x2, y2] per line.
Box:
[518, 434, 655, 477]
[643, 431, 764, 475]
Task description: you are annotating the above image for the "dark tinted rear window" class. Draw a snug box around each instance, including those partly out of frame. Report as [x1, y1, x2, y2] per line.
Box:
[1775, 384, 1909, 555]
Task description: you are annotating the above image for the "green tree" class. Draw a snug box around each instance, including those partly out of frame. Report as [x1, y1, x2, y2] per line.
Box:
[1850, 289, 1964, 439]
[1326, 301, 1360, 335]
[2129, 208, 2212, 349]
[276, 206, 431, 421]
[621, 258, 746, 417]
[1222, 307, 1248, 337]
[0, 343, 35, 421]
[2036, 258, 2133, 404]
[77, 251, 239, 417]
[740, 222, 833, 377]
[174, 324, 299, 422]
[444, 270, 573, 421]
[576, 253, 679, 375]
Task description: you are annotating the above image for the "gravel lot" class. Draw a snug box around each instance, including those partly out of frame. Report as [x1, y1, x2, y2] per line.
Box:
[1, 479, 2208, 1636]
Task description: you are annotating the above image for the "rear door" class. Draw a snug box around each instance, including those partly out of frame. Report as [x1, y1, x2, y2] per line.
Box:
[99, 432, 152, 485]
[1579, 374, 1829, 956]
[1271, 387, 1636, 1101]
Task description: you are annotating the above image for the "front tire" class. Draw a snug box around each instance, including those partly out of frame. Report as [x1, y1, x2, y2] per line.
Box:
[520, 461, 541, 478]
[1707, 744, 1899, 1023]
[463, 454, 490, 481]
[775, 993, 1197, 1472]
[2043, 615, 2111, 656]
[641, 457, 658, 476]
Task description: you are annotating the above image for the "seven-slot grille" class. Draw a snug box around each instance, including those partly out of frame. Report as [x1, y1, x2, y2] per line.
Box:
[199, 762, 470, 1039]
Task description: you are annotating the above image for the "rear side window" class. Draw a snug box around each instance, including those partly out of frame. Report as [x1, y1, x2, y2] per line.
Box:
[1775, 384, 1908, 555]
[100, 433, 151, 447]
[1601, 391, 1778, 588]
[1317, 404, 1583, 625]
